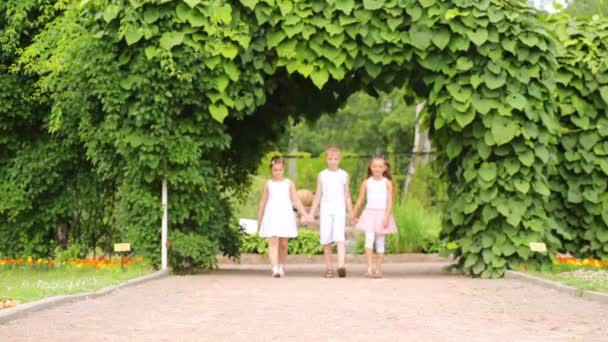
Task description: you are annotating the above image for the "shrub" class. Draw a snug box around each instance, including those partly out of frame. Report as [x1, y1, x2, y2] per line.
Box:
[239, 229, 323, 256]
[288, 229, 323, 256]
[169, 231, 219, 272]
[387, 198, 442, 254]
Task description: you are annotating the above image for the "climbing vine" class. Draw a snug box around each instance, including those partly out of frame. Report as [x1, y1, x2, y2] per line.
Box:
[2, 0, 607, 276]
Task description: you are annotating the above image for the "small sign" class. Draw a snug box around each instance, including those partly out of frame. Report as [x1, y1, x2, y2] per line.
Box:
[239, 218, 258, 235]
[529, 242, 547, 252]
[114, 243, 131, 252]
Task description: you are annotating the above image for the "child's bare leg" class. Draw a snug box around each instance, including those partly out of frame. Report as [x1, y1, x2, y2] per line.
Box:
[268, 237, 279, 275]
[323, 244, 334, 273]
[279, 237, 289, 265]
[337, 241, 346, 268]
[336, 241, 347, 277]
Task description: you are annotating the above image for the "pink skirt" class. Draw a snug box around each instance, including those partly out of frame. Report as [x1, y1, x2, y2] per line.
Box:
[356, 208, 397, 234]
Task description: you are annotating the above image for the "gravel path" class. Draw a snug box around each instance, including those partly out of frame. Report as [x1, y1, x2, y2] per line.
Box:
[2, 263, 607, 341]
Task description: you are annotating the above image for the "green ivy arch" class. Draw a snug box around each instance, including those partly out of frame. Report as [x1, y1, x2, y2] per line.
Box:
[14, 0, 608, 276]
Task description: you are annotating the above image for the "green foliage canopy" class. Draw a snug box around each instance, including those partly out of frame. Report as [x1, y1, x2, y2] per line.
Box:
[1, 0, 607, 278]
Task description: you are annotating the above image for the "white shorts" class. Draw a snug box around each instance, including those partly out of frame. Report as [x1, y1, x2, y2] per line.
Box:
[319, 213, 346, 245]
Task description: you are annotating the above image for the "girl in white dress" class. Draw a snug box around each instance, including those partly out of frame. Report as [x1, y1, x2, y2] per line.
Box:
[257, 156, 308, 277]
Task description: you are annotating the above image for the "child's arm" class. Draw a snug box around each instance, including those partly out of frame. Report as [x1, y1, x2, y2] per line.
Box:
[384, 180, 394, 227]
[308, 175, 322, 220]
[352, 181, 367, 223]
[290, 181, 309, 218]
[344, 173, 353, 220]
[256, 182, 269, 226]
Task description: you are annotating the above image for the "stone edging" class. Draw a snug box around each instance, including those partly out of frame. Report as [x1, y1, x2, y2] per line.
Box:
[0, 269, 169, 325]
[504, 270, 608, 305]
[218, 253, 451, 265]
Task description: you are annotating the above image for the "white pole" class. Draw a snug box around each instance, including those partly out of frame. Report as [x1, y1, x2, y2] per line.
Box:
[161, 179, 168, 270]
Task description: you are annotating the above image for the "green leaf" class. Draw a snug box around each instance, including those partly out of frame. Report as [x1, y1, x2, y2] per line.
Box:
[103, 5, 120, 23]
[456, 57, 473, 71]
[504, 158, 520, 176]
[431, 28, 451, 49]
[446, 139, 462, 158]
[220, 43, 239, 59]
[471, 94, 495, 115]
[472, 259, 486, 275]
[176, 3, 191, 21]
[505, 93, 527, 111]
[483, 71, 506, 89]
[125, 27, 143, 45]
[409, 24, 433, 50]
[209, 104, 229, 123]
[187, 9, 206, 27]
[533, 179, 550, 196]
[420, 0, 436, 8]
[160, 31, 184, 50]
[214, 75, 230, 92]
[534, 145, 549, 164]
[406, 4, 422, 21]
[455, 109, 476, 128]
[446, 84, 472, 103]
[513, 179, 530, 194]
[145, 46, 160, 60]
[310, 69, 329, 89]
[216, 4, 233, 24]
[478, 162, 497, 182]
[464, 253, 478, 268]
[335, 0, 355, 14]
[143, 7, 161, 24]
[184, 0, 201, 7]
[518, 149, 535, 167]
[491, 116, 518, 146]
[363, 0, 385, 10]
[600, 86, 608, 104]
[240, 0, 259, 10]
[466, 28, 488, 46]
[224, 62, 240, 81]
[580, 132, 600, 151]
[267, 31, 286, 48]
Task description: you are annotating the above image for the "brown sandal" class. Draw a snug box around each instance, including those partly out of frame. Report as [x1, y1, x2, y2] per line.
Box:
[337, 267, 346, 278]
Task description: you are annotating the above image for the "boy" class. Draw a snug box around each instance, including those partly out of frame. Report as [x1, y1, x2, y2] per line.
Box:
[309, 145, 353, 278]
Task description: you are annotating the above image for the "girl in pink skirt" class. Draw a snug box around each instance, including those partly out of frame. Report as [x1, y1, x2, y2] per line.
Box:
[352, 155, 397, 278]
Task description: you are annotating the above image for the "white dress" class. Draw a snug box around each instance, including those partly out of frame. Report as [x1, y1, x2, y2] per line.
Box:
[259, 179, 298, 238]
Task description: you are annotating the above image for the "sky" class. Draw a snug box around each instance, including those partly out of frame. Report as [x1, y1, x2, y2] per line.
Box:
[529, 0, 568, 12]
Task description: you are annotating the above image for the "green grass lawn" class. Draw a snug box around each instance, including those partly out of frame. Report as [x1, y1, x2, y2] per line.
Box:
[1, 264, 154, 303]
[526, 266, 608, 293]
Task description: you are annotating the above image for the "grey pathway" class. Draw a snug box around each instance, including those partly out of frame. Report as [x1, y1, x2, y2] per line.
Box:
[1, 263, 607, 341]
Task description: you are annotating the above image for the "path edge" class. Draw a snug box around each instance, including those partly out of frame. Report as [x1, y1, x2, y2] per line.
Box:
[219, 253, 451, 265]
[0, 269, 169, 325]
[505, 270, 608, 305]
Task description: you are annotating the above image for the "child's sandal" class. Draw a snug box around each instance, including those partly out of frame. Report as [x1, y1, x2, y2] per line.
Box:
[337, 267, 346, 278]
[324, 270, 334, 278]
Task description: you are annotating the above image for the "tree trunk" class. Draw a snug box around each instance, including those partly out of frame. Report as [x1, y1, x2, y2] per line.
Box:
[403, 102, 431, 201]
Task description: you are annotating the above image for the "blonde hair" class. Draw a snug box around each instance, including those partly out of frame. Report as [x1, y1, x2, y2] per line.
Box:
[325, 144, 341, 154]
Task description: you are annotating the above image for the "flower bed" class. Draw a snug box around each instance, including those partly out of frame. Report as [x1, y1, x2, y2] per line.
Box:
[0, 256, 144, 270]
[0, 256, 152, 305]
[555, 257, 608, 269]
[524, 256, 608, 294]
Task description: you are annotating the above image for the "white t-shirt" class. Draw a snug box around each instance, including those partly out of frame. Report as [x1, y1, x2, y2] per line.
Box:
[366, 177, 388, 210]
[319, 169, 348, 215]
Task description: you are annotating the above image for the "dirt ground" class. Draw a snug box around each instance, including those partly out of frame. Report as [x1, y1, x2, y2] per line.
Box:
[2, 263, 607, 341]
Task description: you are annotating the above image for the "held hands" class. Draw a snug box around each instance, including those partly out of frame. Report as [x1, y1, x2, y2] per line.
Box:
[301, 214, 315, 226]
